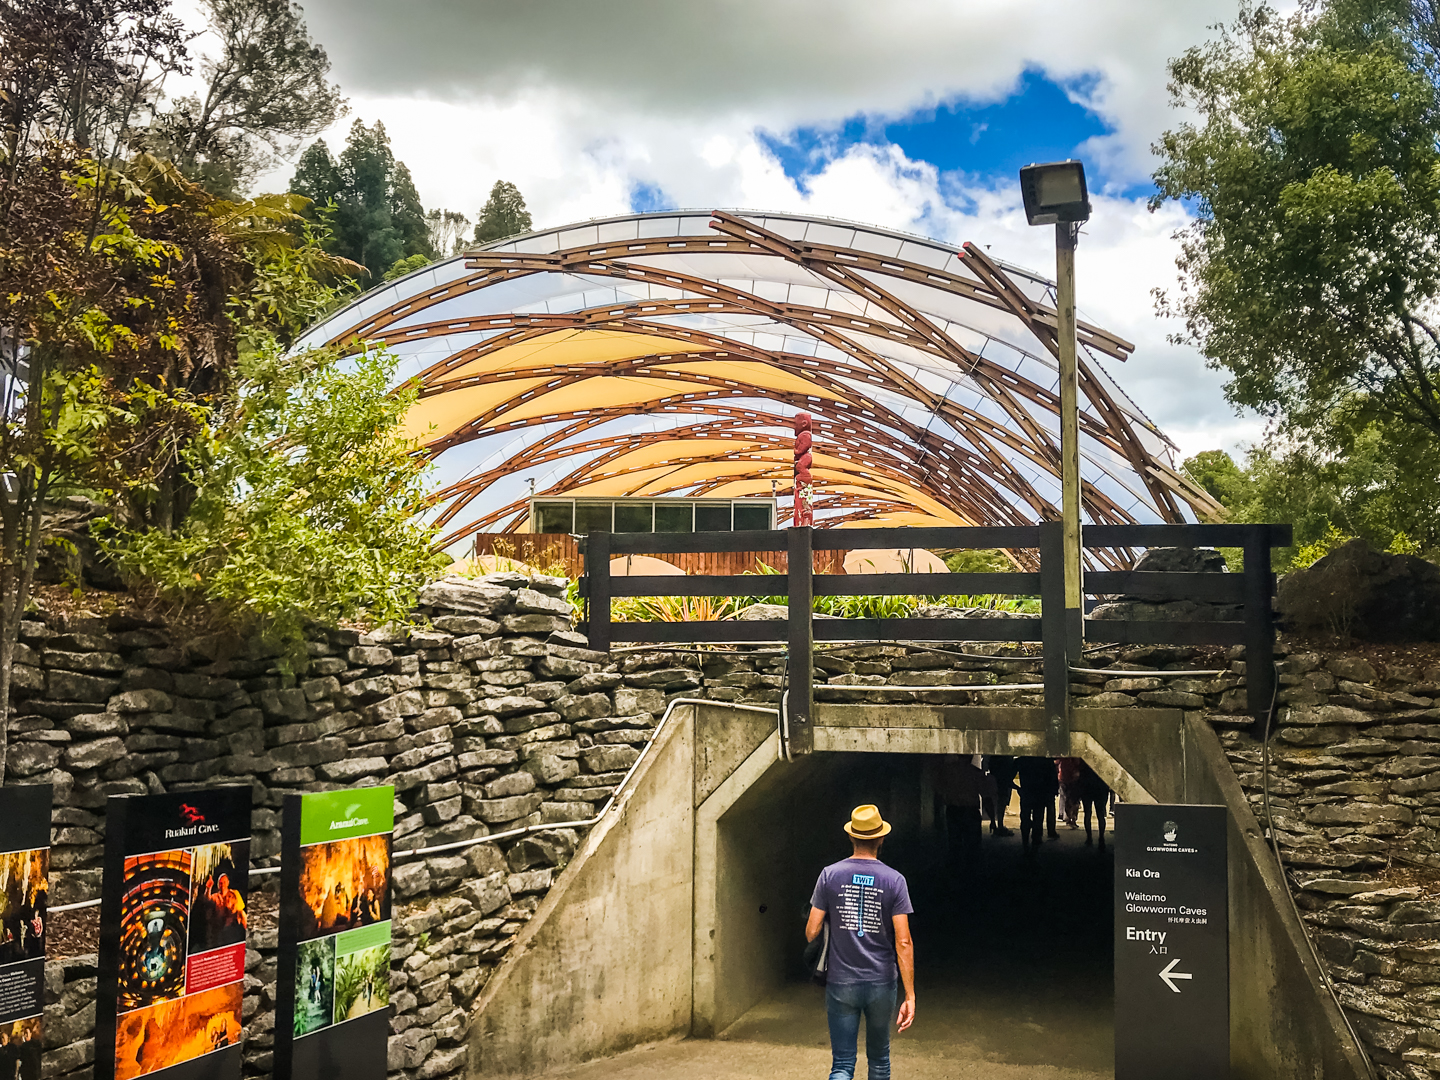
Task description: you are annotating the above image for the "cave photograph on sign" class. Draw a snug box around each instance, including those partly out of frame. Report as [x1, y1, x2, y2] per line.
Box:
[277, 786, 395, 1080]
[98, 787, 252, 1080]
[0, 785, 52, 1080]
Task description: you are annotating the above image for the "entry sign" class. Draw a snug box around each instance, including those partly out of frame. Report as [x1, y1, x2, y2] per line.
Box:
[1114, 804, 1228, 1080]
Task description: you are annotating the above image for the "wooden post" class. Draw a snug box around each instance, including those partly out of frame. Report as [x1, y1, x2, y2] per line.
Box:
[1245, 525, 1276, 739]
[787, 525, 814, 754]
[1056, 223, 1085, 663]
[586, 530, 611, 654]
[1040, 520, 1071, 755]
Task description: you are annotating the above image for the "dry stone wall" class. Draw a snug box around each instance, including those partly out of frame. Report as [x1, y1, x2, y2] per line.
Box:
[1219, 652, 1440, 1080]
[9, 572, 675, 1080]
[15, 572, 1440, 1080]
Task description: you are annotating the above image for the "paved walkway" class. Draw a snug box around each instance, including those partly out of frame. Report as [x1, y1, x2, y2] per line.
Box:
[545, 805, 1116, 1079]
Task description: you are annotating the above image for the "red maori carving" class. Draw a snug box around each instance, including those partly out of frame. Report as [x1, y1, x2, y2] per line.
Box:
[794, 412, 814, 527]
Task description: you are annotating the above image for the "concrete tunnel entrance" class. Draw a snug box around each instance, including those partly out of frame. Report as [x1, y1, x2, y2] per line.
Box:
[705, 751, 1115, 1077]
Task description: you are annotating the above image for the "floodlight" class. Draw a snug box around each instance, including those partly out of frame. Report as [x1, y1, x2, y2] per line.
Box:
[1019, 160, 1091, 226]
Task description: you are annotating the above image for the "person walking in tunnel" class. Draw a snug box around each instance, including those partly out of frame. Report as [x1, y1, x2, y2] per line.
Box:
[938, 753, 983, 876]
[1057, 757, 1082, 829]
[1077, 760, 1114, 850]
[984, 754, 1016, 836]
[1015, 757, 1055, 857]
[806, 805, 916, 1080]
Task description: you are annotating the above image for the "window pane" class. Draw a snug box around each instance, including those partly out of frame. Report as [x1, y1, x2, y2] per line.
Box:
[733, 504, 771, 531]
[535, 502, 574, 534]
[654, 504, 693, 533]
[614, 503, 653, 533]
[575, 503, 613, 534]
[695, 504, 732, 531]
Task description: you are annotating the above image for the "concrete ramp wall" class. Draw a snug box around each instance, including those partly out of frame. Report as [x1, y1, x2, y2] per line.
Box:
[465, 701, 1368, 1080]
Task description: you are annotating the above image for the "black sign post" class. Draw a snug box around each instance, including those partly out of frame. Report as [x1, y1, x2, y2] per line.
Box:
[1114, 803, 1228, 1080]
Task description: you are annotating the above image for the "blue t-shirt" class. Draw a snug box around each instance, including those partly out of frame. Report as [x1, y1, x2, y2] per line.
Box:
[809, 857, 914, 984]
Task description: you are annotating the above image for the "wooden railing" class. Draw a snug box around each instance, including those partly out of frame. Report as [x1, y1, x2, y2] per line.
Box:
[578, 523, 1292, 754]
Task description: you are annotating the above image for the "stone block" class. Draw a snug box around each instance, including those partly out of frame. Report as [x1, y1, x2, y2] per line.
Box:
[473, 793, 543, 823]
[419, 577, 515, 616]
[49, 671, 121, 704]
[318, 757, 387, 782]
[7, 743, 59, 777]
[540, 801, 594, 824]
[613, 688, 666, 716]
[393, 861, 431, 899]
[501, 710, 562, 734]
[501, 614, 572, 636]
[557, 693, 612, 721]
[64, 712, 128, 737]
[1305, 803, 1414, 826]
[513, 587, 572, 616]
[43, 649, 125, 673]
[348, 645, 394, 667]
[483, 695, 546, 717]
[484, 772, 536, 798]
[523, 755, 579, 785]
[506, 869, 553, 895]
[581, 745, 639, 774]
[623, 667, 703, 690]
[462, 872, 511, 916]
[422, 797, 463, 825]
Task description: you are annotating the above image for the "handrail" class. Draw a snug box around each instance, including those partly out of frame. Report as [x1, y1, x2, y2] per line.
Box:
[49, 697, 770, 917]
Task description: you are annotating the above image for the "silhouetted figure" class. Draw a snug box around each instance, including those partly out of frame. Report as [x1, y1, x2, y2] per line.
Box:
[1058, 757, 1082, 828]
[985, 755, 1016, 836]
[1015, 757, 1056, 857]
[939, 754, 984, 874]
[1078, 761, 1114, 850]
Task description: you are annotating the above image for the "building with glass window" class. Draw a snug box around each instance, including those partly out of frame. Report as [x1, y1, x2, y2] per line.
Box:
[297, 210, 1220, 552]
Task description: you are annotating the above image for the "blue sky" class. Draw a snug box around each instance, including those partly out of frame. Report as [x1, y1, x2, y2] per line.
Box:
[632, 69, 1144, 215]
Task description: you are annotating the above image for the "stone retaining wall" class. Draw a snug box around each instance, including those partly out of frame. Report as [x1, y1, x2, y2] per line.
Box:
[13, 576, 1440, 1079]
[1219, 652, 1440, 1080]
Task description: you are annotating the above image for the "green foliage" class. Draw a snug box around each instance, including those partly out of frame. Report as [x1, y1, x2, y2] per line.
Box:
[941, 549, 1013, 574]
[1153, 1, 1440, 447]
[473, 180, 533, 244]
[291, 121, 433, 281]
[1182, 414, 1440, 567]
[426, 208, 471, 257]
[384, 253, 429, 281]
[98, 345, 441, 652]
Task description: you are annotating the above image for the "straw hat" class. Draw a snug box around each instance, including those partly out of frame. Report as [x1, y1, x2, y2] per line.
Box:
[844, 804, 892, 839]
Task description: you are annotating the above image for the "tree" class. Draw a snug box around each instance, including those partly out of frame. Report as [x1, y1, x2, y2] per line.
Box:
[100, 344, 439, 652]
[292, 120, 433, 281]
[1153, 2, 1440, 449]
[0, 144, 254, 781]
[473, 180, 532, 244]
[425, 208, 470, 257]
[145, 0, 346, 195]
[1183, 417, 1440, 566]
[0, 0, 188, 169]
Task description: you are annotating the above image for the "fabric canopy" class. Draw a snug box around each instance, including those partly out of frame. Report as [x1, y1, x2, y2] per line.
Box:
[297, 210, 1220, 555]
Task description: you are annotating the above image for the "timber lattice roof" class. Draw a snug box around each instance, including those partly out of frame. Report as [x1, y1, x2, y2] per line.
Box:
[298, 210, 1220, 552]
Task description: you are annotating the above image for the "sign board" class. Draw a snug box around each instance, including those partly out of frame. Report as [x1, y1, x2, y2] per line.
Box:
[0, 784, 51, 1080]
[1114, 803, 1228, 1080]
[97, 786, 253, 1080]
[275, 786, 395, 1080]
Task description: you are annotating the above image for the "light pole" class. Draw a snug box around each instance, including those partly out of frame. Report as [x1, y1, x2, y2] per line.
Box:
[1020, 160, 1091, 661]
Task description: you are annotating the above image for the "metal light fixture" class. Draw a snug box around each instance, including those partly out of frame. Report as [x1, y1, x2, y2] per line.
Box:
[1019, 160, 1091, 226]
[1021, 159, 1091, 746]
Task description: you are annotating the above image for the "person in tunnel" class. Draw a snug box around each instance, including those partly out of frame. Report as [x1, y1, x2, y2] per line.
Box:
[806, 805, 916, 1080]
[938, 754, 983, 876]
[984, 754, 1016, 836]
[1015, 757, 1057, 857]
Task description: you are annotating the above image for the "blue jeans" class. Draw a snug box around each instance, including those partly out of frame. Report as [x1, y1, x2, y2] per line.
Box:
[825, 980, 896, 1080]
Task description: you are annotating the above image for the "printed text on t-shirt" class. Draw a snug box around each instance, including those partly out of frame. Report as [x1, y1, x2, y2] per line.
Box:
[837, 874, 884, 937]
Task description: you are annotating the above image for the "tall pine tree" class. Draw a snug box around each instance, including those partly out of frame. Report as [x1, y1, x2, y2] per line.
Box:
[291, 120, 432, 281]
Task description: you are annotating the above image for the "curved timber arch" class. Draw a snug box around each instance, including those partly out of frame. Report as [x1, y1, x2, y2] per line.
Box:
[296, 209, 1222, 551]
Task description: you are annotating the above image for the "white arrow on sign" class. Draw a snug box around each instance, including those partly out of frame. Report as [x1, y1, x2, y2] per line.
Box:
[1159, 958, 1193, 993]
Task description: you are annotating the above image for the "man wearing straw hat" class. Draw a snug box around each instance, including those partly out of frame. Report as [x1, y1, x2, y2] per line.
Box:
[805, 805, 916, 1080]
